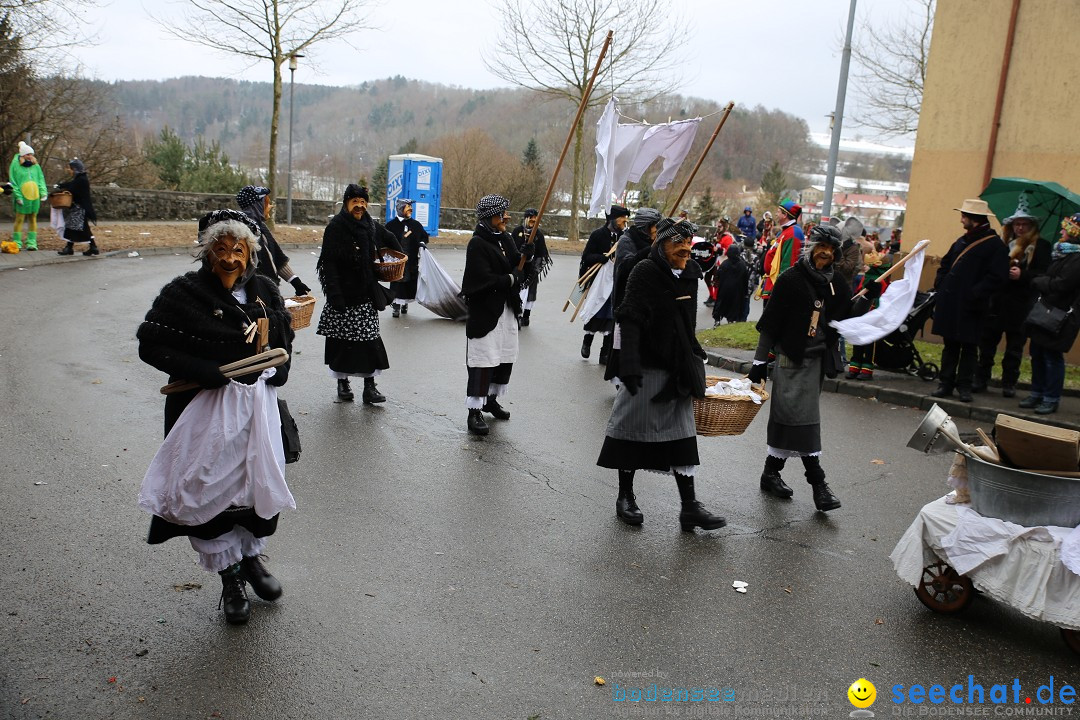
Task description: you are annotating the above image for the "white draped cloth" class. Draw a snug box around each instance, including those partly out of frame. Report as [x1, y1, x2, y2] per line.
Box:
[587, 97, 702, 216]
[829, 243, 928, 345]
[891, 497, 1080, 630]
[417, 246, 468, 320]
[139, 370, 295, 526]
[577, 258, 614, 324]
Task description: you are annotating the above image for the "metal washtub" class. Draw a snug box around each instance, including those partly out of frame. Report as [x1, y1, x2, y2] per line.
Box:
[966, 454, 1080, 528]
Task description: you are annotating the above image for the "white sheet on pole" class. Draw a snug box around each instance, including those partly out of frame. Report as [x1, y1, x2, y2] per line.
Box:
[417, 247, 468, 320]
[578, 257, 614, 324]
[627, 119, 702, 190]
[588, 98, 621, 217]
[828, 243, 927, 345]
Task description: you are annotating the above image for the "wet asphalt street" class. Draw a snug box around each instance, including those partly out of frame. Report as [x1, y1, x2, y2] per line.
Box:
[0, 247, 1075, 720]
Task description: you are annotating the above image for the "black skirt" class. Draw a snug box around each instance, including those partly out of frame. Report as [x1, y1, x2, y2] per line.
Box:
[597, 436, 699, 471]
[147, 506, 279, 544]
[324, 337, 389, 374]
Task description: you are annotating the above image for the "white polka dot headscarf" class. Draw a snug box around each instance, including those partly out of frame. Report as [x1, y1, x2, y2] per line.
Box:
[476, 194, 510, 220]
[236, 185, 270, 210]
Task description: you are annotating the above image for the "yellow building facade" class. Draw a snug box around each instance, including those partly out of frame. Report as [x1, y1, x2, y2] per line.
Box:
[907, 0, 1080, 268]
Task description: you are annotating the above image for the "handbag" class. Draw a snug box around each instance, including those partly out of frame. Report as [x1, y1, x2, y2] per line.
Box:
[1024, 298, 1073, 335]
[277, 398, 301, 464]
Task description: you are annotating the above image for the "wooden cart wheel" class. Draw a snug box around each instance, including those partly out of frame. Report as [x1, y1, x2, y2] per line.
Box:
[914, 561, 974, 613]
[1061, 629, 1080, 656]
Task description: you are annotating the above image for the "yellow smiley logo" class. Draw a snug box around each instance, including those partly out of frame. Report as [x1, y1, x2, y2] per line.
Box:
[848, 678, 876, 709]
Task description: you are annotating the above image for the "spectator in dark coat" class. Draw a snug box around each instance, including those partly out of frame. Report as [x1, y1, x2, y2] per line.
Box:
[974, 198, 1051, 397]
[931, 199, 1010, 403]
[711, 244, 748, 326]
[1019, 213, 1080, 415]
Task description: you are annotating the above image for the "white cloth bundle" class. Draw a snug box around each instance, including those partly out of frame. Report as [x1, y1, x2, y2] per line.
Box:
[578, 258, 614, 324]
[705, 377, 762, 404]
[829, 242, 927, 345]
[138, 369, 295, 525]
[416, 247, 468, 320]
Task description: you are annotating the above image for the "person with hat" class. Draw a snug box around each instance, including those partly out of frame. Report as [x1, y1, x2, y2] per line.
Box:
[761, 200, 804, 302]
[8, 141, 47, 251]
[579, 205, 632, 360]
[510, 208, 551, 327]
[747, 224, 880, 512]
[974, 196, 1051, 397]
[315, 184, 401, 404]
[1018, 213, 1080, 415]
[930, 199, 1010, 402]
[598, 217, 727, 531]
[461, 194, 531, 436]
[386, 197, 430, 318]
[137, 209, 296, 625]
[53, 158, 99, 256]
[235, 185, 312, 296]
[737, 205, 758, 244]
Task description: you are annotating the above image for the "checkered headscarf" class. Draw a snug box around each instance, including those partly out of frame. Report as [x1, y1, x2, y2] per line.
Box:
[657, 218, 696, 242]
[633, 208, 662, 229]
[476, 194, 510, 220]
[236, 185, 270, 210]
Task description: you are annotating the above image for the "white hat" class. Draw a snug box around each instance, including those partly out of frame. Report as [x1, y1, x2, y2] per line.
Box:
[1003, 193, 1040, 224]
[18, 141, 34, 157]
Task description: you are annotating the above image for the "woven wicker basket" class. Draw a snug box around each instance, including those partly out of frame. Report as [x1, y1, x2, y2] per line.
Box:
[286, 295, 316, 330]
[693, 376, 769, 437]
[48, 191, 72, 209]
[375, 248, 407, 282]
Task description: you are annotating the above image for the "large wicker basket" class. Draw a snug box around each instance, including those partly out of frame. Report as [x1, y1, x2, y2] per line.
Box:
[375, 248, 407, 282]
[48, 191, 72, 209]
[285, 295, 316, 330]
[693, 376, 769, 437]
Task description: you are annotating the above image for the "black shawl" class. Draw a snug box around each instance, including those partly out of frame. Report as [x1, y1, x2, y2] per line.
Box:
[137, 266, 294, 436]
[316, 210, 401, 310]
[613, 244, 707, 402]
[461, 222, 522, 338]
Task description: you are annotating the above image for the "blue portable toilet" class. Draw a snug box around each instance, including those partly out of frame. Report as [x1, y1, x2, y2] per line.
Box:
[385, 153, 443, 237]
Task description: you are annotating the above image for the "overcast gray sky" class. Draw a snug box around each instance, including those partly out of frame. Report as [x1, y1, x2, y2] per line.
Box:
[70, 0, 918, 142]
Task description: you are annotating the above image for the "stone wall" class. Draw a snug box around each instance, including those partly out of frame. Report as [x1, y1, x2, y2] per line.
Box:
[0, 186, 720, 238]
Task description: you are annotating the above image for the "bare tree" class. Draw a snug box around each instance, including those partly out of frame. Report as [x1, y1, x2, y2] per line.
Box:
[851, 0, 935, 139]
[483, 0, 682, 241]
[426, 129, 518, 209]
[156, 0, 375, 223]
[1, 0, 99, 54]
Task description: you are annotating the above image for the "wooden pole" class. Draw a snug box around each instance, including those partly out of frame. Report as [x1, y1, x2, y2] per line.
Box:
[852, 239, 930, 299]
[518, 30, 614, 269]
[664, 101, 735, 217]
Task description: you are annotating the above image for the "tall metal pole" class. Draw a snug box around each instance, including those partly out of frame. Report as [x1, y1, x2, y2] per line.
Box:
[822, 0, 857, 222]
[286, 55, 298, 225]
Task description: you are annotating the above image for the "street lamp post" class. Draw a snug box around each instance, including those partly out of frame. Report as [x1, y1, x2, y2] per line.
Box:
[822, 0, 857, 223]
[286, 53, 304, 225]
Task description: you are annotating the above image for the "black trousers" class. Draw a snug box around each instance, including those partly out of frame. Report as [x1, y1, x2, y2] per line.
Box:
[976, 322, 1027, 387]
[939, 339, 978, 390]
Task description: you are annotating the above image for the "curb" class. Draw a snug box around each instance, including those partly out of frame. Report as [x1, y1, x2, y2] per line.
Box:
[704, 349, 1080, 433]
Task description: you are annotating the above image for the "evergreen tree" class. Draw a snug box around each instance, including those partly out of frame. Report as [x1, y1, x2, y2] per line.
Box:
[759, 161, 789, 210]
[696, 186, 718, 225]
[370, 158, 388, 202]
[144, 127, 187, 189]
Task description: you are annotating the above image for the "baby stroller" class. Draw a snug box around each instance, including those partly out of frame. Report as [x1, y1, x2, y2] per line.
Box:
[865, 290, 939, 381]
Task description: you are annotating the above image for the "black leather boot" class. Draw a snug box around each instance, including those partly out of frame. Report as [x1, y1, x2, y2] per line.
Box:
[930, 383, 953, 398]
[467, 409, 489, 436]
[362, 377, 386, 404]
[804, 456, 841, 511]
[57, 243, 74, 256]
[240, 554, 282, 601]
[82, 240, 99, 256]
[598, 334, 613, 365]
[218, 562, 251, 625]
[483, 395, 510, 420]
[392, 303, 401, 318]
[616, 469, 643, 525]
[400, 303, 408, 314]
[580, 333, 593, 359]
[759, 456, 793, 498]
[337, 379, 354, 401]
[675, 473, 726, 531]
[521, 309, 531, 327]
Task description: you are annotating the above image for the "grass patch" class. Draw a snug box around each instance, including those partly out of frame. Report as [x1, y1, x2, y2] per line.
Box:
[698, 322, 1080, 390]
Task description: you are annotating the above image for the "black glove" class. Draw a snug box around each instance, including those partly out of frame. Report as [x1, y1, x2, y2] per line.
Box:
[747, 363, 768, 385]
[863, 280, 882, 300]
[290, 277, 312, 296]
[511, 270, 524, 288]
[622, 375, 642, 396]
[266, 364, 289, 387]
[199, 369, 230, 389]
[521, 244, 536, 261]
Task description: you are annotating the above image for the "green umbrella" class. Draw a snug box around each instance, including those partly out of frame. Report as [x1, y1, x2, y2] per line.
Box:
[980, 177, 1080, 241]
